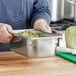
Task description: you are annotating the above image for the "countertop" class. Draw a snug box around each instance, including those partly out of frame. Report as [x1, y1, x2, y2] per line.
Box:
[0, 51, 76, 76]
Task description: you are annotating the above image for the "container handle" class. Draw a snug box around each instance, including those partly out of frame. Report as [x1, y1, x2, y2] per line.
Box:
[67, 0, 76, 4]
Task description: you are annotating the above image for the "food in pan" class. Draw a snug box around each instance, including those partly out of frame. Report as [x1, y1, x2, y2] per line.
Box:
[20, 31, 48, 38]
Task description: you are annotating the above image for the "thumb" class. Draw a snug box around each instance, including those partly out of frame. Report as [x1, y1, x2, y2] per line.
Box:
[5, 24, 14, 34]
[45, 25, 52, 33]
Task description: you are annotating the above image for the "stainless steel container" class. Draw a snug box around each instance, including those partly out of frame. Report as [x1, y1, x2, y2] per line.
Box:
[48, 0, 64, 22]
[67, 0, 76, 22]
[10, 29, 62, 58]
[64, 0, 74, 20]
[74, 5, 76, 21]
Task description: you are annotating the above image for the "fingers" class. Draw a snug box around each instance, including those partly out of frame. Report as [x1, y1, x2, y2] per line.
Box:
[5, 24, 13, 34]
[45, 25, 52, 33]
[0, 23, 13, 43]
[33, 22, 52, 33]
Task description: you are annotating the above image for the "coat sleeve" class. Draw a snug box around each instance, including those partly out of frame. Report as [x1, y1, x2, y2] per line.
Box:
[31, 0, 51, 26]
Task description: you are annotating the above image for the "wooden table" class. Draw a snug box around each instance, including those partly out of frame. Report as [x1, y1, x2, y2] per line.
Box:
[0, 51, 76, 76]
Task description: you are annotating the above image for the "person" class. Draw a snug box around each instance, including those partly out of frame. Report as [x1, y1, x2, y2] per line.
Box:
[0, 0, 51, 51]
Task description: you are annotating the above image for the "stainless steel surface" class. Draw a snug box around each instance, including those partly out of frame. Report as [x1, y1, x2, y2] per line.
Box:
[56, 47, 76, 55]
[56, 47, 72, 53]
[74, 5, 76, 21]
[10, 29, 62, 58]
[36, 29, 62, 36]
[67, 0, 76, 4]
[64, 0, 74, 19]
[67, 0, 76, 22]
[48, 0, 64, 22]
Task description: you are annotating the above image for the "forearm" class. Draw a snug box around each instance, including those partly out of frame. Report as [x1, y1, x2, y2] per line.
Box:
[31, 0, 51, 26]
[33, 18, 48, 26]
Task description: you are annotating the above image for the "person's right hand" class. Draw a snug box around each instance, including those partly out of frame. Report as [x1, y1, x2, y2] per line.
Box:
[0, 23, 14, 43]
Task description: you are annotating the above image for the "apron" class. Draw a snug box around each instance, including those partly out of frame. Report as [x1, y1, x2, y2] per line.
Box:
[0, 0, 27, 51]
[0, 0, 50, 51]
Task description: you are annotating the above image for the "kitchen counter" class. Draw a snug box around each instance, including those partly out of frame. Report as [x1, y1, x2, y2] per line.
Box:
[0, 51, 76, 76]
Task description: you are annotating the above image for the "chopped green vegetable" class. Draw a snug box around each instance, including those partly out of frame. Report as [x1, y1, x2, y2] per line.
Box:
[20, 31, 47, 38]
[65, 26, 76, 49]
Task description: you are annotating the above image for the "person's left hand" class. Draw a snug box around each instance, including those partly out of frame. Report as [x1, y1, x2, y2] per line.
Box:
[33, 19, 52, 33]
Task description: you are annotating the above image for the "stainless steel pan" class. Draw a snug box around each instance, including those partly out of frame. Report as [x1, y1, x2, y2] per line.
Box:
[10, 29, 62, 58]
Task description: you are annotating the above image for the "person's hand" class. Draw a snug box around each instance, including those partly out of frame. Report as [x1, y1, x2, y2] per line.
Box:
[0, 23, 13, 43]
[33, 19, 52, 33]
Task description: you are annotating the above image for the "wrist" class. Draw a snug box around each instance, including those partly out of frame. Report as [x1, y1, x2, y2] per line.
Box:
[34, 19, 48, 26]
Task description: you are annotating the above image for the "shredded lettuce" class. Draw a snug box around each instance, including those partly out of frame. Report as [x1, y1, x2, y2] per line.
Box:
[65, 26, 76, 49]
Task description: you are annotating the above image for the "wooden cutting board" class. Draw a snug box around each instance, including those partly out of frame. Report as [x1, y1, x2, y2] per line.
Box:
[0, 51, 76, 76]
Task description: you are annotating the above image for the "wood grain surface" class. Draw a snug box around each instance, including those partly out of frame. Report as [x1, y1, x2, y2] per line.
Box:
[0, 51, 76, 76]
